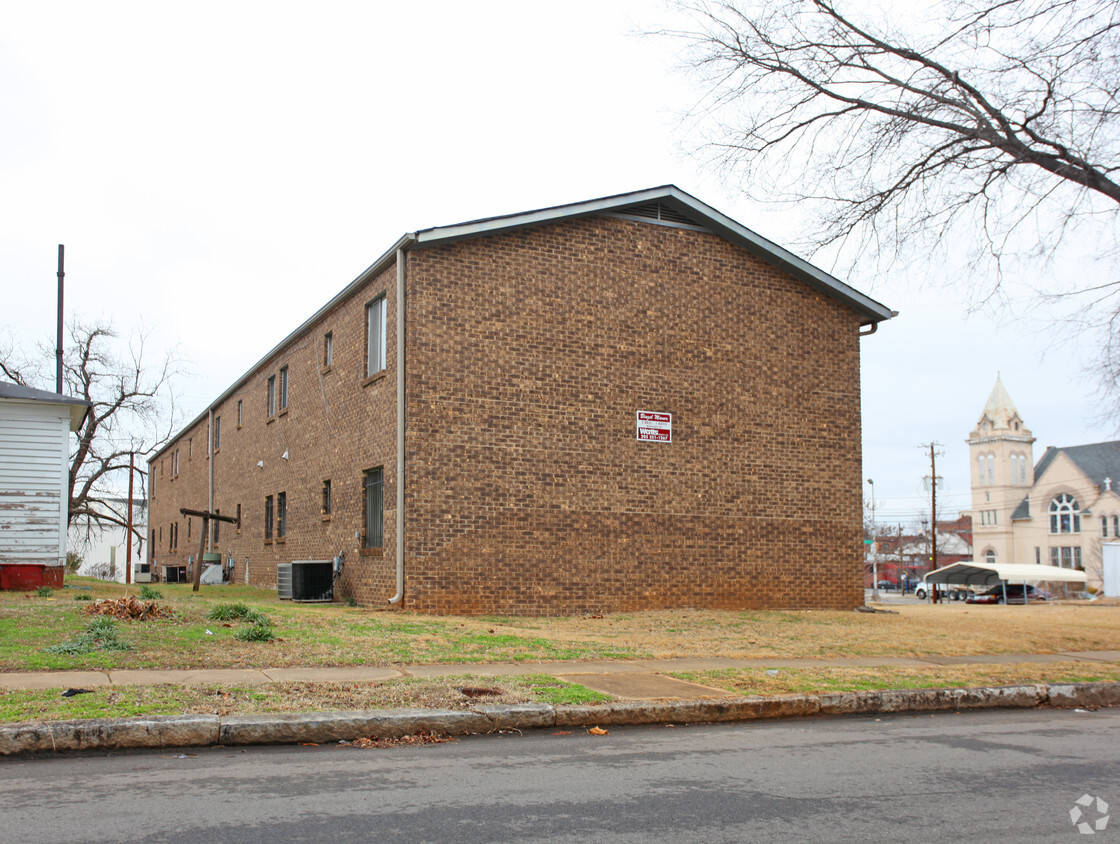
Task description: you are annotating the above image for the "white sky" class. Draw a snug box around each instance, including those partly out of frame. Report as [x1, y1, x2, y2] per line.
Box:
[2, 0, 1114, 528]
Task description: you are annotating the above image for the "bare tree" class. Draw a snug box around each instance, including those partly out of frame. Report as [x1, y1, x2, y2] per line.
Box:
[1, 320, 182, 545]
[662, 0, 1120, 390]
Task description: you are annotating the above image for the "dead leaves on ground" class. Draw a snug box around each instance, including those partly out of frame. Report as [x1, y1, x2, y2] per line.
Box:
[341, 730, 454, 749]
[85, 596, 174, 621]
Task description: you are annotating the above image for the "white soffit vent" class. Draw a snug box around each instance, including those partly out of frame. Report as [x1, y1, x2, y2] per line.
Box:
[608, 201, 708, 231]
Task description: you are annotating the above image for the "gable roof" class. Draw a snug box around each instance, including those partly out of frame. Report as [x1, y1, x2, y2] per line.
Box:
[0, 380, 91, 431]
[153, 186, 893, 462]
[1013, 440, 1120, 519]
[411, 185, 893, 324]
[1040, 441, 1120, 490]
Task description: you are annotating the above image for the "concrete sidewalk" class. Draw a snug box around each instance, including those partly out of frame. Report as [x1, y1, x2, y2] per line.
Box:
[3, 651, 1120, 756]
[3, 650, 1119, 699]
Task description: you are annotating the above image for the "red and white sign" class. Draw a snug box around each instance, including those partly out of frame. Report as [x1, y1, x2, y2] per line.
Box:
[636, 411, 672, 443]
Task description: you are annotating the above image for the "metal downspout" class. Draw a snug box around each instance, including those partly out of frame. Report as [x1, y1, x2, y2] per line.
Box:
[389, 239, 414, 604]
[207, 408, 214, 554]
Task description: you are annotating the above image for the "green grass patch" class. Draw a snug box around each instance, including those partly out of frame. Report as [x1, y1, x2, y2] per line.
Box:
[0, 674, 612, 724]
[44, 617, 133, 655]
[234, 622, 277, 642]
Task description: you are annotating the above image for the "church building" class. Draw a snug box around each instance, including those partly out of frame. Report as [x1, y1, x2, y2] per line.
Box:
[968, 376, 1120, 589]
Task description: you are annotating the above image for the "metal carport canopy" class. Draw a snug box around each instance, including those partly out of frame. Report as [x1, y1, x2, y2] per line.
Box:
[925, 561, 1087, 586]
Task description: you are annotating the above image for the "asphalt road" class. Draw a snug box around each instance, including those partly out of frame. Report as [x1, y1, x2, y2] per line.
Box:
[3, 708, 1117, 843]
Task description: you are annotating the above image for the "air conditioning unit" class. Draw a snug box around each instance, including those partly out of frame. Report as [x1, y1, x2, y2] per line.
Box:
[277, 562, 293, 600]
[291, 560, 334, 602]
[133, 563, 153, 584]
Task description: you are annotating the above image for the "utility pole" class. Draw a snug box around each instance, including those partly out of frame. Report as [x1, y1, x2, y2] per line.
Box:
[919, 442, 944, 601]
[55, 245, 65, 394]
[867, 479, 878, 601]
[125, 451, 134, 585]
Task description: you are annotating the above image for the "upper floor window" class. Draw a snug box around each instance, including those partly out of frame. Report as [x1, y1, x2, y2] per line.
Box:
[322, 479, 332, 516]
[1102, 516, 1109, 537]
[1114, 515, 1119, 537]
[1049, 494, 1081, 534]
[984, 549, 996, 563]
[367, 295, 386, 377]
[213, 416, 221, 451]
[237, 399, 243, 428]
[267, 375, 276, 417]
[279, 365, 289, 411]
[324, 331, 333, 368]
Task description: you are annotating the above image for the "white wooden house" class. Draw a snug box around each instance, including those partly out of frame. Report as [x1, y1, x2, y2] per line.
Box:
[0, 381, 90, 588]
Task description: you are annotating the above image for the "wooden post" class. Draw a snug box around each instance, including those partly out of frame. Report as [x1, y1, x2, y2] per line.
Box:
[125, 451, 134, 585]
[180, 508, 240, 592]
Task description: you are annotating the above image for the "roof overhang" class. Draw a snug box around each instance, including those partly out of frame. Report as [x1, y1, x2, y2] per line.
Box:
[412, 185, 893, 324]
[926, 561, 1087, 585]
[0, 381, 91, 431]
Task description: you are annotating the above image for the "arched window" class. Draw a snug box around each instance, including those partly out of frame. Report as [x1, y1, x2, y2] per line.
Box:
[1049, 494, 1081, 534]
[1103, 516, 1109, 537]
[984, 549, 996, 563]
[1114, 515, 1119, 536]
[978, 455, 986, 485]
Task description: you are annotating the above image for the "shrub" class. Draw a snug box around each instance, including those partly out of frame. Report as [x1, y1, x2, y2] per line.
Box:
[234, 622, 276, 642]
[209, 602, 270, 626]
[74, 592, 93, 601]
[45, 617, 133, 655]
[139, 585, 164, 600]
[35, 586, 54, 597]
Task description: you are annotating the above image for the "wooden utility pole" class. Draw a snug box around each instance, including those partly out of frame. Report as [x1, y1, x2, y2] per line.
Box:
[180, 508, 240, 592]
[125, 452, 134, 585]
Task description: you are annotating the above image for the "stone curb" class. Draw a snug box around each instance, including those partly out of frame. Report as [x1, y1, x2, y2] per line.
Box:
[2, 682, 1117, 757]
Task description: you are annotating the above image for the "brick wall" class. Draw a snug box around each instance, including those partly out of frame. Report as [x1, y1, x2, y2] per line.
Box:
[149, 263, 399, 605]
[403, 215, 864, 613]
[150, 212, 865, 614]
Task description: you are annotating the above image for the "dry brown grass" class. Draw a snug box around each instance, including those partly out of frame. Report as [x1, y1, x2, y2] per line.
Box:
[494, 603, 1120, 658]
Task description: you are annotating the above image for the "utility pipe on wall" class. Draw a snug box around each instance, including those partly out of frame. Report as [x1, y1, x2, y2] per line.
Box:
[389, 238, 414, 604]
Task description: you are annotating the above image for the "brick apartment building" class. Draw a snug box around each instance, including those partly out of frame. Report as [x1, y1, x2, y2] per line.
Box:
[147, 186, 893, 614]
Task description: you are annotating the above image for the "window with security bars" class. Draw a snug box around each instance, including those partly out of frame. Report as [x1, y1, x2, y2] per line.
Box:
[264, 496, 274, 540]
[364, 468, 383, 548]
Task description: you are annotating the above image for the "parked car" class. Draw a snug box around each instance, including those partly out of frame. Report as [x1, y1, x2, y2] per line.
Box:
[965, 584, 1052, 604]
[876, 580, 896, 591]
[913, 581, 970, 601]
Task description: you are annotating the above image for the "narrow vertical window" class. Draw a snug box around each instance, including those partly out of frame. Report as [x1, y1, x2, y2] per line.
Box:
[236, 503, 242, 534]
[265, 495, 274, 540]
[213, 508, 220, 544]
[986, 454, 994, 485]
[322, 479, 332, 516]
[1034, 547, 1040, 565]
[1103, 516, 1108, 538]
[277, 492, 287, 538]
[366, 296, 386, 376]
[1114, 516, 1119, 537]
[214, 416, 221, 450]
[267, 375, 276, 417]
[237, 399, 243, 427]
[324, 331, 333, 368]
[364, 467, 384, 548]
[977, 455, 985, 485]
[279, 365, 289, 411]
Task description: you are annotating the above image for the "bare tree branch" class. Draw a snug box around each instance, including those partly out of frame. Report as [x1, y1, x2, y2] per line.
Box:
[0, 319, 182, 546]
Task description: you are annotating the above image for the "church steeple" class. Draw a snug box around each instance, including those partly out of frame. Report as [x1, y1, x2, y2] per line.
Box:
[968, 375, 1035, 566]
[972, 374, 1027, 437]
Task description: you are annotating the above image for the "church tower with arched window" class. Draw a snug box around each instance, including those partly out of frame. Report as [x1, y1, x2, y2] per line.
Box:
[967, 375, 1036, 565]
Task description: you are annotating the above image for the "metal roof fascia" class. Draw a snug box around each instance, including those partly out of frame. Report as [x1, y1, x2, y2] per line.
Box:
[150, 234, 415, 464]
[411, 185, 892, 323]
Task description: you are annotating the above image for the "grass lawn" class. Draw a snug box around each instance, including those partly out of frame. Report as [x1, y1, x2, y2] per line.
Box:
[1, 578, 1118, 724]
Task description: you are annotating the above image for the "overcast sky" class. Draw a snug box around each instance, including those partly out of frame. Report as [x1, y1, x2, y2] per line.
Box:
[3, 1, 1114, 528]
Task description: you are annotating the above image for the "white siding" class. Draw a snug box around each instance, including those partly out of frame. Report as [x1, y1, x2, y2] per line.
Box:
[0, 400, 71, 566]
